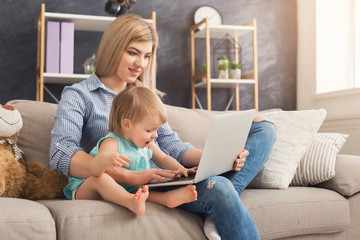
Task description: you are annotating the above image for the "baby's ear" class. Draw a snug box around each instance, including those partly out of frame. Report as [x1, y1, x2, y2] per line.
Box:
[122, 118, 131, 129]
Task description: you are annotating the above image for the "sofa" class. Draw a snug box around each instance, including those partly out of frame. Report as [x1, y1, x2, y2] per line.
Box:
[1, 99, 360, 240]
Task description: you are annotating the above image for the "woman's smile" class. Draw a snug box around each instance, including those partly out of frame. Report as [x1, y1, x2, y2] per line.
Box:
[129, 67, 141, 77]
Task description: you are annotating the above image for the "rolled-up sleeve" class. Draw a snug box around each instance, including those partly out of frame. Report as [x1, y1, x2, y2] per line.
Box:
[156, 122, 193, 163]
[49, 88, 86, 176]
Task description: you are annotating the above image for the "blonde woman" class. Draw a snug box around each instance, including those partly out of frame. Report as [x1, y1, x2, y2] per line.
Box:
[50, 14, 276, 240]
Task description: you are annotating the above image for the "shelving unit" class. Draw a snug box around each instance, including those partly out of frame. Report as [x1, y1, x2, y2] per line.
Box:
[190, 18, 258, 111]
[36, 3, 156, 102]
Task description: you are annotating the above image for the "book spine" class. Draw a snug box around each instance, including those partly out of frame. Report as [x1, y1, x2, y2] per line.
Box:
[60, 22, 74, 74]
[46, 21, 60, 73]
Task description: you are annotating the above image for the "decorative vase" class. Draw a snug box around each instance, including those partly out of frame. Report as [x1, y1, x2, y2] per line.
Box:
[217, 59, 229, 79]
[230, 69, 241, 79]
[218, 70, 229, 79]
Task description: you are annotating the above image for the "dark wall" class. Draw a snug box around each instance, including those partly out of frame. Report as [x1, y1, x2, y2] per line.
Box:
[0, 0, 297, 111]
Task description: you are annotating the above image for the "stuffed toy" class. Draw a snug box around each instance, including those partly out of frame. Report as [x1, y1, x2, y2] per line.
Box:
[0, 104, 68, 200]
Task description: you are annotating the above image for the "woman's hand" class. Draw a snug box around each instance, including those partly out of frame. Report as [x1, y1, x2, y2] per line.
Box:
[233, 149, 248, 172]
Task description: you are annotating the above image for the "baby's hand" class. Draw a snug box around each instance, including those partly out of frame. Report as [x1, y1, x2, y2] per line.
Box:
[176, 167, 197, 178]
[101, 152, 132, 169]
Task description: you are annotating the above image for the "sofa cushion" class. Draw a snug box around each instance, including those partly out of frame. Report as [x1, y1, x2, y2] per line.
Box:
[316, 154, 360, 197]
[165, 104, 219, 149]
[39, 199, 206, 240]
[6, 99, 58, 168]
[291, 133, 348, 186]
[0, 198, 56, 240]
[242, 187, 350, 240]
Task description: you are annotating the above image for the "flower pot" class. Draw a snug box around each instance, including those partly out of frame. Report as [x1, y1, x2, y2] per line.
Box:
[230, 69, 241, 79]
[218, 70, 229, 79]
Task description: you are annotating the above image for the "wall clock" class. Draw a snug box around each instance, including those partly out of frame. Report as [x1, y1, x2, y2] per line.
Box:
[194, 6, 223, 30]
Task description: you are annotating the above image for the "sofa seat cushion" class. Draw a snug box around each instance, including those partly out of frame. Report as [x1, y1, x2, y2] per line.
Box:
[0, 198, 56, 240]
[241, 187, 350, 240]
[39, 199, 206, 240]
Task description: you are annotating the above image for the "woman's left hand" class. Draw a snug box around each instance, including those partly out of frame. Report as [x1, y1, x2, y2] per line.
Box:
[233, 149, 248, 172]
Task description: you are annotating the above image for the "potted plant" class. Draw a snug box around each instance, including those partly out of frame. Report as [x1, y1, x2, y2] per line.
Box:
[230, 61, 242, 79]
[217, 55, 229, 79]
[201, 63, 207, 81]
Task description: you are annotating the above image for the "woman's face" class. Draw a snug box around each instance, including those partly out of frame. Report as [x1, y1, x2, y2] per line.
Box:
[115, 41, 153, 84]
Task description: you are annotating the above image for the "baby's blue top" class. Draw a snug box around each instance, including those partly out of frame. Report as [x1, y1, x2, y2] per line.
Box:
[63, 132, 152, 199]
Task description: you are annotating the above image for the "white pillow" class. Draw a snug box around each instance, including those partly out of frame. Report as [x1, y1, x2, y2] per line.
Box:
[291, 133, 348, 186]
[248, 109, 327, 189]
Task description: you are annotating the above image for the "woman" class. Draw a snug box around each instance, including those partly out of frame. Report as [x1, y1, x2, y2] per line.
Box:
[50, 14, 276, 240]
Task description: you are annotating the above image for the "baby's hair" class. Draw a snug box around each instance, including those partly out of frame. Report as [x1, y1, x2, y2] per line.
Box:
[109, 87, 167, 136]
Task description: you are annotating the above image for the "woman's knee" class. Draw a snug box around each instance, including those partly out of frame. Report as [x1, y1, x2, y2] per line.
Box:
[253, 117, 277, 141]
[203, 176, 238, 196]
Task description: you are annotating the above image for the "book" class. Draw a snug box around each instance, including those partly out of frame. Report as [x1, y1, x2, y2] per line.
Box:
[60, 22, 74, 74]
[46, 21, 60, 73]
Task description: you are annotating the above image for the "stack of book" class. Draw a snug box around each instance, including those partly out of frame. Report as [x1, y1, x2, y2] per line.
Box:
[46, 21, 74, 74]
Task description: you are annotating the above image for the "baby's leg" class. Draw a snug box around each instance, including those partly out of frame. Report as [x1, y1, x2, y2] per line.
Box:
[76, 173, 149, 216]
[148, 185, 197, 208]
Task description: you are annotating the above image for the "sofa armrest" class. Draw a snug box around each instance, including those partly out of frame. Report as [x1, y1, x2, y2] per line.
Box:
[6, 99, 58, 168]
[316, 154, 360, 197]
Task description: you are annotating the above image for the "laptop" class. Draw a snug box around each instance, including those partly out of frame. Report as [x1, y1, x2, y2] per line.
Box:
[146, 109, 255, 187]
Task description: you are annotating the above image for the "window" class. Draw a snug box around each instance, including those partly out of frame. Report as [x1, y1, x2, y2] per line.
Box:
[316, 0, 360, 94]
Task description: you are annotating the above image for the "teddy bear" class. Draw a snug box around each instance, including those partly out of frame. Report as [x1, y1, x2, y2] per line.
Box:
[0, 104, 68, 200]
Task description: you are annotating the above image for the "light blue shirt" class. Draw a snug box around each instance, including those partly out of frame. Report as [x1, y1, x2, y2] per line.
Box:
[50, 73, 192, 176]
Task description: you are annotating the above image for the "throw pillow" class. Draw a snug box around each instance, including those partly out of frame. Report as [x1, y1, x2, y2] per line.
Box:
[248, 109, 327, 189]
[291, 133, 348, 186]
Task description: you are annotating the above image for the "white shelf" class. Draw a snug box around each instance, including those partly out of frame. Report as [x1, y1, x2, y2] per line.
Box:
[194, 24, 254, 39]
[43, 73, 90, 84]
[44, 12, 153, 32]
[195, 79, 255, 89]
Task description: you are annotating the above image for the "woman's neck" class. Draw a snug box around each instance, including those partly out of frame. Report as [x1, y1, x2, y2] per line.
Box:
[100, 76, 127, 94]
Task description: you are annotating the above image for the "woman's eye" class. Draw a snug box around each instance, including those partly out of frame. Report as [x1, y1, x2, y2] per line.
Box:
[128, 51, 136, 56]
[145, 55, 151, 59]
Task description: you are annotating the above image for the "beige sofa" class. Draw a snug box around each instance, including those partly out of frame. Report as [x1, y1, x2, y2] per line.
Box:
[1, 99, 360, 240]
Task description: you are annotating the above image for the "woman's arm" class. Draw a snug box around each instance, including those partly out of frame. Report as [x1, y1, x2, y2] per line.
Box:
[181, 147, 203, 167]
[50, 89, 88, 176]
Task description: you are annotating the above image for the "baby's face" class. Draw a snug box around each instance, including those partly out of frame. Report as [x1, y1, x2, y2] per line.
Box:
[127, 114, 163, 148]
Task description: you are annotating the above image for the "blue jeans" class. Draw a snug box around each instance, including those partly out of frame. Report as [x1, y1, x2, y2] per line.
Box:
[179, 120, 276, 240]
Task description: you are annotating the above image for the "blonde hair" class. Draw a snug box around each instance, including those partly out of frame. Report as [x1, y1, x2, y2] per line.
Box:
[109, 87, 167, 136]
[95, 14, 158, 91]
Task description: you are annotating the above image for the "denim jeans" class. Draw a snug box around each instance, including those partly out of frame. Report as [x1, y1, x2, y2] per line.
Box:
[179, 120, 276, 240]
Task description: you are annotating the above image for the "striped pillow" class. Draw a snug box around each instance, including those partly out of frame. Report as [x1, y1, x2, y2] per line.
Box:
[291, 133, 348, 186]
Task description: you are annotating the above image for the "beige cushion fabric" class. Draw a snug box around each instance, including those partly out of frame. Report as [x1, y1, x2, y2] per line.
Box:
[39, 199, 206, 240]
[165, 104, 219, 149]
[249, 109, 327, 189]
[0, 198, 56, 240]
[6, 100, 58, 168]
[242, 187, 350, 240]
[291, 133, 348, 186]
[316, 154, 360, 197]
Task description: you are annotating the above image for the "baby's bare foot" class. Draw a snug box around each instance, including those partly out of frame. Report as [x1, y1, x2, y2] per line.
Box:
[129, 186, 149, 216]
[165, 185, 197, 208]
